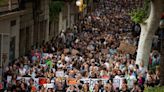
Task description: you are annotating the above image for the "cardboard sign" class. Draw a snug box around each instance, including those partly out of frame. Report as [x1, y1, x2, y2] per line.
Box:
[71, 49, 79, 55]
[56, 71, 64, 77]
[118, 41, 136, 54]
[67, 78, 77, 85]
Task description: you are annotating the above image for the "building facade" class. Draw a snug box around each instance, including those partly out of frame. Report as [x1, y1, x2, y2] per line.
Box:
[0, 0, 50, 75]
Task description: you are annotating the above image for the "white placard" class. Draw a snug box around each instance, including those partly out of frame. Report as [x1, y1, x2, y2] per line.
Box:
[7, 76, 12, 83]
[113, 78, 120, 90]
[56, 71, 64, 77]
[43, 83, 54, 89]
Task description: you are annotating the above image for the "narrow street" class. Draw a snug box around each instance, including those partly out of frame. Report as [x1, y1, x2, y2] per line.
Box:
[0, 0, 163, 91]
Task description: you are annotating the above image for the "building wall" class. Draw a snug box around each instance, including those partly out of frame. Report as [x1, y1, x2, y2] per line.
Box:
[19, 7, 34, 56]
[32, 0, 49, 45]
[0, 11, 20, 67]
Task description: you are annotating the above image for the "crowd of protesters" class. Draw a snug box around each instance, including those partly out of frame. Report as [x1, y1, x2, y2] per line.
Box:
[1, 0, 161, 92]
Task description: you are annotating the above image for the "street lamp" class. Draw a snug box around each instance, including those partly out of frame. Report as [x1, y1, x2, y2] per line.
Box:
[76, 0, 82, 6]
[76, 0, 83, 12]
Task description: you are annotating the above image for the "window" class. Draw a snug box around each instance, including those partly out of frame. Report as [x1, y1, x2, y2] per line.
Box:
[10, 20, 16, 27]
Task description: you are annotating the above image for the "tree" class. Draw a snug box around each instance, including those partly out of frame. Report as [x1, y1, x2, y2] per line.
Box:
[130, 0, 164, 85]
[160, 16, 164, 85]
[131, 0, 164, 67]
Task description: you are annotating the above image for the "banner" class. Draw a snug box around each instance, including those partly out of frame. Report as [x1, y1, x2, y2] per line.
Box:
[79, 78, 108, 91]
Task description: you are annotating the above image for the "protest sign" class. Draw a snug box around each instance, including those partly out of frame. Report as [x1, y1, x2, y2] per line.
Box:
[43, 83, 54, 89]
[113, 77, 124, 89]
[34, 78, 39, 84]
[90, 79, 108, 91]
[67, 78, 77, 85]
[7, 76, 12, 83]
[39, 78, 47, 85]
[71, 49, 79, 55]
[118, 41, 136, 54]
[127, 78, 136, 89]
[113, 78, 120, 90]
[56, 71, 64, 77]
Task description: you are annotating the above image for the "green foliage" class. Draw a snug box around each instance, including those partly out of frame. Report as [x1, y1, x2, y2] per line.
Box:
[144, 86, 164, 92]
[0, 0, 7, 6]
[49, 1, 64, 22]
[129, 0, 151, 23]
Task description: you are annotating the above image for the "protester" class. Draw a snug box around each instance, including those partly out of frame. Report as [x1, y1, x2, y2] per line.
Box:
[1, 0, 161, 92]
